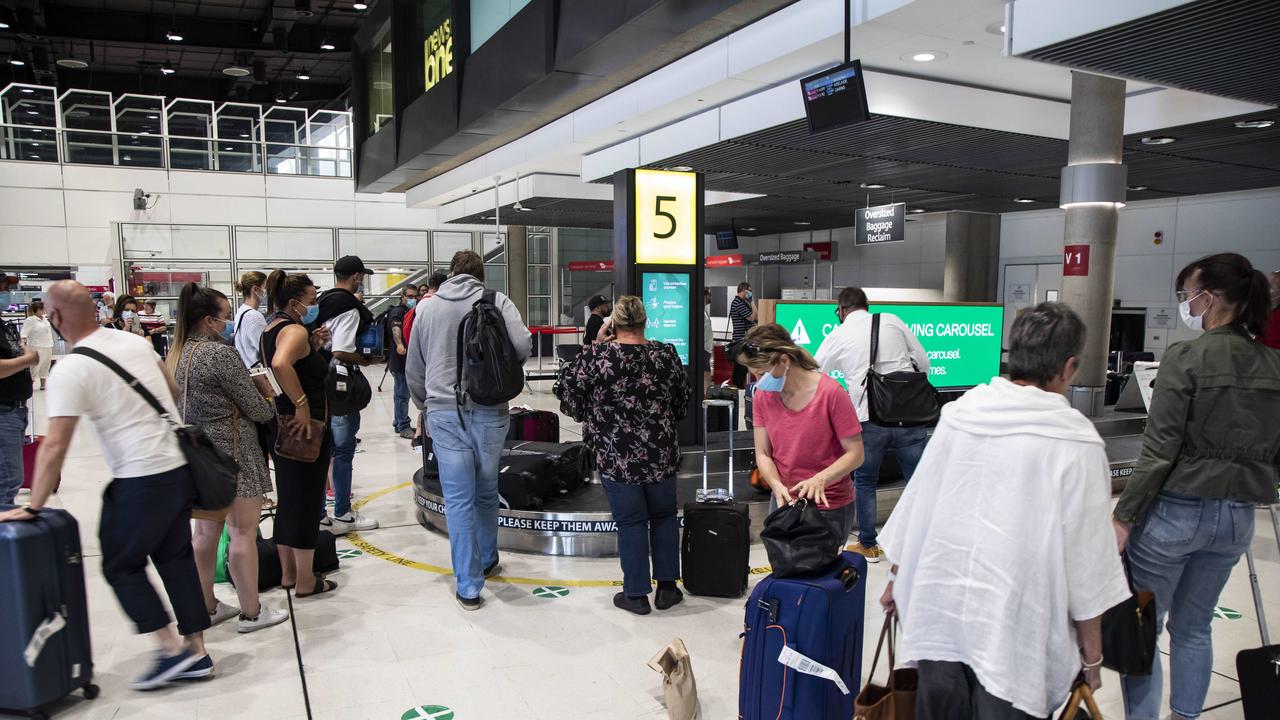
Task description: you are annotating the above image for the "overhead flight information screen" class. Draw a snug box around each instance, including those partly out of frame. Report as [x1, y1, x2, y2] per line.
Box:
[800, 59, 870, 133]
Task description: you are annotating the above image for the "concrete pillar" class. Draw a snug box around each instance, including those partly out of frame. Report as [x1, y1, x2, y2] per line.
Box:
[943, 211, 1001, 302]
[505, 225, 528, 319]
[1060, 71, 1126, 416]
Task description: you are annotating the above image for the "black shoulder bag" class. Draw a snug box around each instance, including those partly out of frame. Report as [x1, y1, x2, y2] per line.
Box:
[864, 313, 940, 427]
[73, 346, 239, 511]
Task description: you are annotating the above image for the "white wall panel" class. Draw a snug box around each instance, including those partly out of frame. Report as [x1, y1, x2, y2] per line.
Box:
[266, 197, 356, 227]
[0, 226, 68, 264]
[169, 193, 267, 226]
[64, 189, 171, 227]
[0, 162, 63, 189]
[61, 165, 170, 194]
[1113, 254, 1176, 305]
[1116, 201, 1177, 256]
[66, 227, 113, 264]
[638, 110, 721, 166]
[1001, 211, 1065, 258]
[2, 187, 66, 227]
[168, 170, 265, 197]
[1170, 192, 1280, 253]
[265, 175, 356, 202]
[354, 201, 437, 229]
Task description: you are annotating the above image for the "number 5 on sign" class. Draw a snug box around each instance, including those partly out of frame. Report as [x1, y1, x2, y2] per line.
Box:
[635, 169, 697, 265]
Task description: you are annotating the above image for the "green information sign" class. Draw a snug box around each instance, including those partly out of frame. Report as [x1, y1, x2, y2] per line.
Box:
[775, 302, 1004, 389]
[642, 272, 691, 364]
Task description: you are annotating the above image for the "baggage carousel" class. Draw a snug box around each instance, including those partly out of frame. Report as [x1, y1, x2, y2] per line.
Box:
[412, 411, 1149, 558]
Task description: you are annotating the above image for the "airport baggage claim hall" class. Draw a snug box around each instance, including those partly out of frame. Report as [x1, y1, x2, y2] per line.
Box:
[1, 1, 1278, 718]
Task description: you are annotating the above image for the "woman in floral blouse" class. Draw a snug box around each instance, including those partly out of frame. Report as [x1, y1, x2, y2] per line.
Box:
[564, 295, 691, 615]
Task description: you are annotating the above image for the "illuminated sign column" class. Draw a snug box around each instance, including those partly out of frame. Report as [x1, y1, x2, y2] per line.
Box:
[424, 17, 454, 92]
[613, 168, 705, 444]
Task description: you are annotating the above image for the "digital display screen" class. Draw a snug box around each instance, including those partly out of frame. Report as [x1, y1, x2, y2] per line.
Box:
[715, 229, 738, 250]
[800, 60, 870, 133]
[642, 272, 691, 365]
[775, 301, 1004, 389]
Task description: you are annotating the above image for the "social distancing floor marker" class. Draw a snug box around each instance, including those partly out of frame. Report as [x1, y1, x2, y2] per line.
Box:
[532, 586, 570, 599]
[1213, 606, 1242, 620]
[335, 548, 363, 560]
[347, 482, 774, 587]
[400, 705, 454, 720]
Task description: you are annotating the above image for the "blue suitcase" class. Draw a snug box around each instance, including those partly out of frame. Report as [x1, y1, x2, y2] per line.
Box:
[739, 551, 866, 720]
[0, 507, 98, 718]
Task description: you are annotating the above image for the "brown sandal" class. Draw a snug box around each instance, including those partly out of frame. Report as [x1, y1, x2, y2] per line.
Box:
[294, 573, 338, 598]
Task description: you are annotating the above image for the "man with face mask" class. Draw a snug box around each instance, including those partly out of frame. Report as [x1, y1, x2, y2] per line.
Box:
[0, 274, 39, 505]
[313, 255, 378, 535]
[388, 284, 419, 439]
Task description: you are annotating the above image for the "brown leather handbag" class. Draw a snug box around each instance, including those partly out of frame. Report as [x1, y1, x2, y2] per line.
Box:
[854, 615, 917, 720]
[273, 413, 325, 463]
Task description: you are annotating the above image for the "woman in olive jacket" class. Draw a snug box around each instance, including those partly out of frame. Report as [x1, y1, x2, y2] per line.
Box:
[1113, 252, 1280, 720]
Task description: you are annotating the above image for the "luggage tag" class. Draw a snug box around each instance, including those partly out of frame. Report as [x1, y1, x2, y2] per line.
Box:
[777, 645, 851, 695]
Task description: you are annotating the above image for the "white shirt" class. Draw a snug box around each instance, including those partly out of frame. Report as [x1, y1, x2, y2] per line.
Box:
[20, 315, 54, 348]
[324, 308, 360, 354]
[814, 309, 929, 422]
[234, 303, 267, 368]
[47, 328, 186, 478]
[878, 378, 1130, 717]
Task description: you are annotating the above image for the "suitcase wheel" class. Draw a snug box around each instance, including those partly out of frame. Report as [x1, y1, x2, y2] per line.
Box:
[83, 683, 100, 700]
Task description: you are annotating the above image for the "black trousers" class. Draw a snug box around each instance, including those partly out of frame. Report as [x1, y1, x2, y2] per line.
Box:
[916, 661, 1045, 720]
[271, 429, 332, 550]
[99, 465, 211, 637]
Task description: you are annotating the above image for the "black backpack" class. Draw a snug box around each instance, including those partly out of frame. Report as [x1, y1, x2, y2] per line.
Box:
[454, 290, 524, 420]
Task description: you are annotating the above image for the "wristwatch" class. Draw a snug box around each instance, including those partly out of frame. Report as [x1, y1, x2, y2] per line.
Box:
[22, 505, 42, 516]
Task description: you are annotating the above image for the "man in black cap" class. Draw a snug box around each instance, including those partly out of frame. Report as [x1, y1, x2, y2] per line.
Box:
[584, 294, 612, 345]
[314, 255, 379, 535]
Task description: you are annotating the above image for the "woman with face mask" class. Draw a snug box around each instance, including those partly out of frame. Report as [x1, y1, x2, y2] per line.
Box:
[109, 295, 146, 336]
[233, 271, 269, 369]
[735, 323, 865, 542]
[1113, 253, 1280, 720]
[169, 283, 286, 633]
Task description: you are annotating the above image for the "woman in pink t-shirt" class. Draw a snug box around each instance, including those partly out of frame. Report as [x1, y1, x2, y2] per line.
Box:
[737, 323, 864, 541]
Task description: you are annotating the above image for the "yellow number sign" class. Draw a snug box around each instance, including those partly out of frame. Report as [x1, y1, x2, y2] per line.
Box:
[634, 169, 697, 265]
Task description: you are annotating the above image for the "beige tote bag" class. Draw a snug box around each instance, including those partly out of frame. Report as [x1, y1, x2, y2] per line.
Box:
[648, 638, 699, 720]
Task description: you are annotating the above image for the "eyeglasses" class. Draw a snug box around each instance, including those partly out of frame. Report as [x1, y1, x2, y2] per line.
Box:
[1175, 289, 1205, 303]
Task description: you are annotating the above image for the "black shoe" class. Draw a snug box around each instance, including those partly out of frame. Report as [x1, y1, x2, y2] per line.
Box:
[456, 593, 484, 611]
[483, 555, 502, 578]
[613, 592, 651, 616]
[655, 585, 684, 610]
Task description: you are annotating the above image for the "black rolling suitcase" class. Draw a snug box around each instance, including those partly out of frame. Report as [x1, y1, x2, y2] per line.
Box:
[498, 450, 557, 511]
[0, 507, 99, 718]
[1237, 505, 1280, 720]
[681, 399, 750, 598]
[505, 440, 590, 492]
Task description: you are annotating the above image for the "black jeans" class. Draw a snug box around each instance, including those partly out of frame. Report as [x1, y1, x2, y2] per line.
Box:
[98, 465, 211, 637]
[601, 476, 679, 597]
[916, 661, 1045, 720]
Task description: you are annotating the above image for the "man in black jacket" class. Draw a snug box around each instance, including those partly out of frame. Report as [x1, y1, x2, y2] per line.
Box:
[314, 255, 378, 535]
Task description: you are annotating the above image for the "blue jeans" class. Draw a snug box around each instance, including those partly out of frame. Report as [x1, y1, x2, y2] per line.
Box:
[1121, 492, 1255, 720]
[330, 411, 361, 518]
[602, 476, 680, 597]
[426, 407, 509, 599]
[391, 370, 411, 433]
[853, 421, 928, 547]
[0, 405, 27, 506]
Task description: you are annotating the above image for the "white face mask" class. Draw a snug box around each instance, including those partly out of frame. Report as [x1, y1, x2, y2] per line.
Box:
[1178, 290, 1209, 331]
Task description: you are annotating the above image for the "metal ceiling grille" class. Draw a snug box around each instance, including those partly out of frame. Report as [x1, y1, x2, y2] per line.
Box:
[1019, 0, 1280, 106]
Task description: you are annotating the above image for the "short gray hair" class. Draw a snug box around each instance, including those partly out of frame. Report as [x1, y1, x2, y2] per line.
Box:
[1007, 302, 1086, 386]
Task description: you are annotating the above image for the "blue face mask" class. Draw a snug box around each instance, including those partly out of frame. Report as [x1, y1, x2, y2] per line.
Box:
[405, 298, 418, 309]
[218, 318, 235, 341]
[0, 291, 11, 308]
[299, 304, 319, 325]
[746, 291, 753, 300]
[754, 364, 787, 393]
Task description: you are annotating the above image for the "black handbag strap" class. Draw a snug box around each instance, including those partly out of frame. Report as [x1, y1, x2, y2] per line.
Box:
[869, 313, 880, 374]
[72, 346, 176, 426]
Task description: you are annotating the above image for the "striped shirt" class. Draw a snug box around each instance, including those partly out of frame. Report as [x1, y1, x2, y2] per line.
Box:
[730, 296, 755, 341]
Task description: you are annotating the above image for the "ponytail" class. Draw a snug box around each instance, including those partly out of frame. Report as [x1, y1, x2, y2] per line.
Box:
[1245, 269, 1270, 337]
[1176, 253, 1271, 337]
[168, 282, 228, 373]
[264, 269, 314, 314]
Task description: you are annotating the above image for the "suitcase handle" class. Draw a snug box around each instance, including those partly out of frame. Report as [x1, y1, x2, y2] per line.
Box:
[702, 399, 735, 499]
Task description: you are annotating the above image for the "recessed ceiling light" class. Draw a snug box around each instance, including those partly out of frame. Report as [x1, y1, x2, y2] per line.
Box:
[66, 109, 90, 118]
[166, 28, 183, 42]
[223, 66, 251, 77]
[913, 53, 936, 62]
[794, 221, 811, 226]
[1127, 185, 1148, 191]
[901, 51, 947, 63]
[985, 21, 1006, 35]
[372, 80, 391, 90]
[26, 110, 38, 116]
[743, 227, 756, 231]
[352, 1, 368, 9]
[30, 155, 40, 160]
[161, 63, 176, 75]
[30, 142, 39, 147]
[239, 132, 250, 138]
[320, 38, 336, 51]
[909, 208, 926, 213]
[9, 56, 25, 67]
[666, 166, 693, 172]
[296, 69, 311, 80]
[0, 21, 9, 30]
[56, 58, 89, 69]
[20, 88, 34, 93]
[1013, 197, 1036, 203]
[1140, 136, 1176, 145]
[224, 146, 234, 151]
[122, 155, 132, 161]
[147, 114, 159, 120]
[860, 182, 886, 189]
[1234, 118, 1274, 129]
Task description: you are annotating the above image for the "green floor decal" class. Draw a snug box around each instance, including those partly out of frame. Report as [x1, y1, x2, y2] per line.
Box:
[532, 586, 570, 599]
[336, 548, 364, 560]
[1212, 606, 1242, 620]
[400, 705, 454, 720]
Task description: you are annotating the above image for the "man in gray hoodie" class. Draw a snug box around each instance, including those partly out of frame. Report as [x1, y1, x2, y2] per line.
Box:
[406, 250, 531, 609]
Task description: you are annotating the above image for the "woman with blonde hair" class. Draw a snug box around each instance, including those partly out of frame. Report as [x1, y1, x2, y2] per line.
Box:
[233, 270, 269, 369]
[561, 295, 691, 615]
[20, 299, 54, 390]
[170, 282, 287, 632]
[735, 322, 864, 541]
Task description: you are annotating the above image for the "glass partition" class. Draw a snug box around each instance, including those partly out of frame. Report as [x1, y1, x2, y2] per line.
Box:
[59, 89, 114, 165]
[167, 98, 215, 170]
[433, 231, 471, 261]
[235, 226, 334, 262]
[364, 20, 394, 137]
[121, 224, 232, 260]
[215, 103, 263, 173]
[113, 95, 166, 168]
[307, 110, 352, 177]
[0, 84, 57, 162]
[125, 260, 235, 298]
[263, 106, 308, 175]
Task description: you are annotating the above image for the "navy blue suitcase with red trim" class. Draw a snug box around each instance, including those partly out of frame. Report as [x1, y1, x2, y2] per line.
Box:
[0, 507, 98, 717]
[738, 551, 866, 720]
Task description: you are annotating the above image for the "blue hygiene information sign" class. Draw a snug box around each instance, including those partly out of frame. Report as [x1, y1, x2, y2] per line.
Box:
[642, 271, 691, 365]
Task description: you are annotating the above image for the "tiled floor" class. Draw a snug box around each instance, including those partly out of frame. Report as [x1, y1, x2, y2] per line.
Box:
[9, 377, 1272, 719]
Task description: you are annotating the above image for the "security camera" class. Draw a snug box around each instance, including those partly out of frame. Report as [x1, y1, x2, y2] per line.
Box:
[132, 188, 151, 210]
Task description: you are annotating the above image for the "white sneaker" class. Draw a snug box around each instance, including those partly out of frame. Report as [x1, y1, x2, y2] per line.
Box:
[329, 511, 378, 535]
[319, 515, 333, 529]
[237, 605, 289, 633]
[207, 601, 240, 627]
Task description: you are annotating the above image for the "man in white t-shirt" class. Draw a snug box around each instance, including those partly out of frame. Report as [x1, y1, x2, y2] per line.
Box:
[313, 255, 378, 534]
[0, 281, 214, 691]
[815, 286, 930, 562]
[877, 303, 1128, 719]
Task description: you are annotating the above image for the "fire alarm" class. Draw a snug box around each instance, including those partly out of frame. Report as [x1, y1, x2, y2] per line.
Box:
[1153, 231, 1164, 246]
